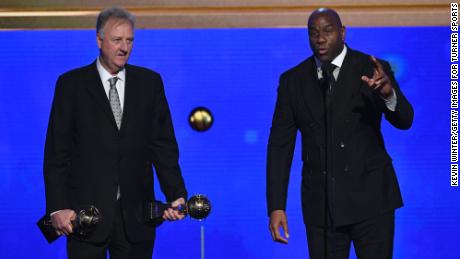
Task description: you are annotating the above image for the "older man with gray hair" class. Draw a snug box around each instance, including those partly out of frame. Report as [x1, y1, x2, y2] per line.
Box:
[43, 7, 187, 258]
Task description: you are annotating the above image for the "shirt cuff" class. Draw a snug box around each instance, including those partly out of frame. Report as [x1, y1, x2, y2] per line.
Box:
[383, 89, 397, 112]
[50, 210, 62, 216]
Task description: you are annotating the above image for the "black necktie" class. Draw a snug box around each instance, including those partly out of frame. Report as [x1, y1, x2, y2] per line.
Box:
[321, 63, 337, 93]
[321, 63, 337, 108]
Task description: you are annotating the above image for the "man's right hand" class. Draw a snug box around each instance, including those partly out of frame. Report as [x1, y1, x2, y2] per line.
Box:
[269, 210, 290, 244]
[163, 197, 186, 221]
[50, 209, 76, 236]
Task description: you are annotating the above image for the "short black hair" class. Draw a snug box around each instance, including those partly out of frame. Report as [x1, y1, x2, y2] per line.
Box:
[308, 8, 343, 28]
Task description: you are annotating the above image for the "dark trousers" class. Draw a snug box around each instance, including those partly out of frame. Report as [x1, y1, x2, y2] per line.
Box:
[67, 201, 154, 259]
[306, 211, 395, 259]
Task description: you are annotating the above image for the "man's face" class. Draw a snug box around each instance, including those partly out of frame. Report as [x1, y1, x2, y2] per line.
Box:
[308, 13, 345, 63]
[97, 18, 134, 74]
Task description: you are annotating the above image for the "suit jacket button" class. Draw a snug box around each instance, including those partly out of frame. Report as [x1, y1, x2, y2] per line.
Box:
[344, 166, 349, 173]
[340, 141, 345, 148]
[322, 171, 327, 175]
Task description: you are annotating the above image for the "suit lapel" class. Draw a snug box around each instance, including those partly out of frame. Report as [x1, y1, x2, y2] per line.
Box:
[298, 58, 325, 125]
[331, 49, 361, 121]
[119, 65, 137, 134]
[85, 61, 119, 130]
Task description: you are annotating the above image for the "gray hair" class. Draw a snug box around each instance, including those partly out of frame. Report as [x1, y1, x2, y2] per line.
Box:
[96, 7, 135, 38]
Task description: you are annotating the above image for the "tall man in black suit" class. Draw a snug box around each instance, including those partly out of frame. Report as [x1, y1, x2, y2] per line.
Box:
[267, 8, 413, 259]
[43, 7, 187, 259]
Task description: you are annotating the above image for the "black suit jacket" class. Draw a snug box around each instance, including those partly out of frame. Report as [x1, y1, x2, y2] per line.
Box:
[44, 61, 187, 242]
[266, 48, 413, 226]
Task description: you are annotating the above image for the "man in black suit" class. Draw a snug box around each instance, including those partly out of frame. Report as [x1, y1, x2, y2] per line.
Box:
[43, 7, 187, 259]
[267, 8, 413, 259]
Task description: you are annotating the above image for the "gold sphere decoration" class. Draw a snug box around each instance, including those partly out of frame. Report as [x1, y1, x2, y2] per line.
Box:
[189, 107, 213, 132]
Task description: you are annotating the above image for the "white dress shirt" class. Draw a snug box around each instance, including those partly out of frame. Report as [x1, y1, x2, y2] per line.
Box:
[96, 57, 126, 110]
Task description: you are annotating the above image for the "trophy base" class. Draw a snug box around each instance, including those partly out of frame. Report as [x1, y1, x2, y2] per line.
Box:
[36, 215, 59, 243]
[143, 201, 170, 226]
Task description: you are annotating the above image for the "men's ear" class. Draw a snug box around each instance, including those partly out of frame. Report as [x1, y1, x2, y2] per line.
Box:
[341, 26, 346, 43]
[96, 33, 102, 49]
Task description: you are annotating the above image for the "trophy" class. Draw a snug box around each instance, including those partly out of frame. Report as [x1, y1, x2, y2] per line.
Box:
[37, 205, 102, 243]
[143, 194, 211, 226]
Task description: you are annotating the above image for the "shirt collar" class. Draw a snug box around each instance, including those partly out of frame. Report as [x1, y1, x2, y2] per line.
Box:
[96, 57, 126, 84]
[314, 44, 348, 69]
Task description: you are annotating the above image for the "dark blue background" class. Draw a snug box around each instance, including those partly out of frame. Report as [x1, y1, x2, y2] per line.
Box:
[0, 27, 457, 258]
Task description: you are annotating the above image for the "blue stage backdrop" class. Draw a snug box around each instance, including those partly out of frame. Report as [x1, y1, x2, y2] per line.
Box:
[0, 27, 457, 258]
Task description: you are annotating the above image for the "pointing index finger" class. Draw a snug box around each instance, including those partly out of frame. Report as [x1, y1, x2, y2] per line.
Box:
[371, 55, 384, 73]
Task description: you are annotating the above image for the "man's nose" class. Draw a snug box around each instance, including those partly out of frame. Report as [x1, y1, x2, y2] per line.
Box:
[120, 40, 128, 51]
[316, 33, 326, 43]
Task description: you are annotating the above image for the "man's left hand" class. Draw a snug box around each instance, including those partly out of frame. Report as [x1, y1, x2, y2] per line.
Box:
[162, 197, 186, 221]
[361, 55, 393, 98]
